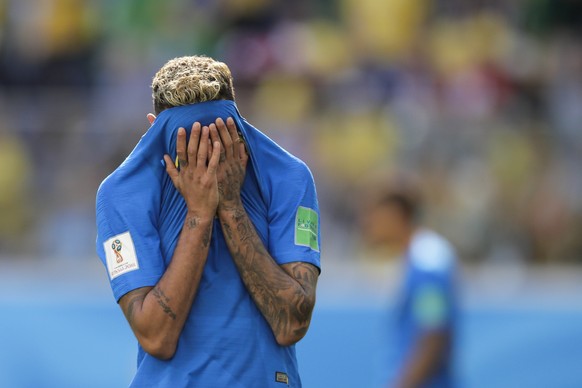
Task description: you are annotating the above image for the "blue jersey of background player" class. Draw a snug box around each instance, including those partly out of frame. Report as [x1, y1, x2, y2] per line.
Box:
[363, 178, 458, 388]
[95, 56, 321, 387]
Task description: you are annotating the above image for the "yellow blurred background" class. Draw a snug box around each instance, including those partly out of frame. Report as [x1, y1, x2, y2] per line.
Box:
[1, 0, 582, 264]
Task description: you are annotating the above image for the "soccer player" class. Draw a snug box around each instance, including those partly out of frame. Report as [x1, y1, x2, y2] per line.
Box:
[95, 56, 321, 387]
[362, 179, 458, 388]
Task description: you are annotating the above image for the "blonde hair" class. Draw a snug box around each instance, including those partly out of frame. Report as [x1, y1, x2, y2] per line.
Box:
[151, 56, 235, 114]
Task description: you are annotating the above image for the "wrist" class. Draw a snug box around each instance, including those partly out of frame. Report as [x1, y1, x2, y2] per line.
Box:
[184, 210, 215, 226]
[217, 199, 244, 217]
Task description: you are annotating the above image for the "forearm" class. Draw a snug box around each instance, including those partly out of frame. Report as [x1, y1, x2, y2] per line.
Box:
[218, 202, 315, 346]
[121, 212, 213, 359]
[396, 332, 449, 388]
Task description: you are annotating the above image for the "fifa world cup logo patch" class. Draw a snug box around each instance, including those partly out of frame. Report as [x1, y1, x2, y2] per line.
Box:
[111, 239, 124, 263]
[105, 232, 139, 280]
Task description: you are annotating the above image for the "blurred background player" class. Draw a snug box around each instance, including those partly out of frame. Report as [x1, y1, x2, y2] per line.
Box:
[362, 177, 458, 388]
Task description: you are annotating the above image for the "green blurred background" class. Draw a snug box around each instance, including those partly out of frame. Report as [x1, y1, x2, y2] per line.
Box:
[1, 0, 582, 387]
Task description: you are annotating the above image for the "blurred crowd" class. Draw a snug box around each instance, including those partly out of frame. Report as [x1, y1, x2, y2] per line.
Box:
[1, 0, 581, 264]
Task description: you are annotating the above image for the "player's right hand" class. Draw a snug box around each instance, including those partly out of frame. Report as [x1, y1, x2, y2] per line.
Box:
[209, 117, 249, 212]
[163, 122, 221, 219]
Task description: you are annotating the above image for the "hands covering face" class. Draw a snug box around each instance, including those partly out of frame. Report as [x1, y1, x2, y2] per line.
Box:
[209, 117, 248, 211]
[160, 114, 248, 215]
[163, 123, 221, 218]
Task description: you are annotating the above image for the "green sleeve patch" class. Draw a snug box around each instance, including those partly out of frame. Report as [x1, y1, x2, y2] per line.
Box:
[295, 206, 319, 252]
[412, 284, 448, 328]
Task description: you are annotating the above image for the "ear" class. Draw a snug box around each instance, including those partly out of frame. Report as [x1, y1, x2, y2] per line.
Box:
[147, 113, 156, 125]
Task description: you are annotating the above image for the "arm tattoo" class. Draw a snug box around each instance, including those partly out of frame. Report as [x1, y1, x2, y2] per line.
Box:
[123, 287, 150, 326]
[220, 207, 318, 342]
[152, 286, 177, 320]
[186, 216, 199, 230]
[218, 163, 245, 203]
[222, 221, 233, 240]
[201, 224, 212, 248]
[288, 263, 318, 329]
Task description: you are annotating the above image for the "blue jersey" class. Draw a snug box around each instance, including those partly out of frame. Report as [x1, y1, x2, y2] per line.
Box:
[390, 229, 458, 388]
[95, 100, 321, 388]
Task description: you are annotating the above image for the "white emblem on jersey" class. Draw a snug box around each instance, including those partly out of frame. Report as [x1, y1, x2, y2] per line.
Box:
[104, 231, 139, 280]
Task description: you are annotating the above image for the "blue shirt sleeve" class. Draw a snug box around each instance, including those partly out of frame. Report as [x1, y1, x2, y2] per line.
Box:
[409, 269, 454, 331]
[96, 165, 165, 302]
[267, 160, 321, 271]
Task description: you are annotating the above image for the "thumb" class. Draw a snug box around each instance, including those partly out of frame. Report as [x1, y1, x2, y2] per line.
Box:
[239, 142, 249, 169]
[163, 154, 179, 186]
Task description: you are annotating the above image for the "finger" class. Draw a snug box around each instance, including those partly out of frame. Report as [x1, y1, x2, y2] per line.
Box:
[197, 126, 210, 168]
[146, 113, 156, 125]
[207, 141, 221, 176]
[209, 123, 221, 148]
[215, 118, 233, 159]
[239, 141, 249, 169]
[209, 124, 224, 163]
[163, 154, 179, 184]
[176, 127, 188, 168]
[226, 117, 240, 159]
[207, 138, 213, 162]
[187, 123, 201, 167]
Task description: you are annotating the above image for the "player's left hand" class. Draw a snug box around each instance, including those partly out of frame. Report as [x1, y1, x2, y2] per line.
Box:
[209, 117, 248, 211]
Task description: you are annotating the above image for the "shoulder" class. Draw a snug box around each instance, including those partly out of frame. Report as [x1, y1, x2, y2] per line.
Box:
[96, 162, 132, 201]
[408, 229, 456, 274]
[269, 154, 316, 206]
[281, 155, 314, 185]
[247, 125, 316, 200]
[263, 138, 313, 180]
[95, 159, 143, 215]
[244, 119, 314, 178]
[265, 144, 315, 190]
[95, 170, 128, 228]
[96, 170, 119, 205]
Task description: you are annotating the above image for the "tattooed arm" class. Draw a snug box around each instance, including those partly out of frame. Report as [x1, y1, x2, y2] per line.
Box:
[219, 205, 319, 346]
[210, 118, 319, 346]
[118, 123, 221, 360]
